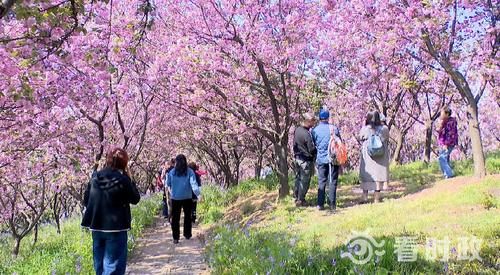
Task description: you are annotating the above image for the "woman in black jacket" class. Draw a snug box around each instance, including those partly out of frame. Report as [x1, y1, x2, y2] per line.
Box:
[82, 148, 140, 275]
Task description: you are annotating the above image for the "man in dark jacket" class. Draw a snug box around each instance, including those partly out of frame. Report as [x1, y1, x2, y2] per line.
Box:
[82, 148, 140, 275]
[293, 112, 317, 206]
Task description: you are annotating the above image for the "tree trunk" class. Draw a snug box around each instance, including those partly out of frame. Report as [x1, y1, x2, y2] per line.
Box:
[53, 192, 61, 234]
[254, 164, 262, 180]
[55, 214, 61, 234]
[32, 224, 39, 245]
[467, 103, 486, 177]
[13, 236, 21, 256]
[234, 161, 240, 185]
[274, 139, 289, 198]
[392, 128, 404, 164]
[222, 165, 236, 188]
[254, 156, 263, 180]
[423, 120, 433, 164]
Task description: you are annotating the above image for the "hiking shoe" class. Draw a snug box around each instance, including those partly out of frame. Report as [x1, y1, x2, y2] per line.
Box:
[317, 205, 325, 211]
[173, 240, 179, 244]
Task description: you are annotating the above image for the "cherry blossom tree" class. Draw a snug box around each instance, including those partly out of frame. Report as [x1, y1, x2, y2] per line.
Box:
[155, 0, 323, 197]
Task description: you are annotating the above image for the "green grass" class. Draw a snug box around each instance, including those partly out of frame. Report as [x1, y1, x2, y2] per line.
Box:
[198, 177, 278, 224]
[0, 193, 162, 275]
[338, 151, 500, 188]
[204, 154, 500, 274]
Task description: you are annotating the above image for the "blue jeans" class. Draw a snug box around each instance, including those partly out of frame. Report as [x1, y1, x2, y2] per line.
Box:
[439, 146, 454, 178]
[92, 231, 128, 275]
[317, 163, 340, 209]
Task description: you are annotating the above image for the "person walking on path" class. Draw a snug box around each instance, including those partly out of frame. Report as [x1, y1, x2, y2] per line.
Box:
[312, 108, 341, 211]
[293, 112, 317, 207]
[161, 159, 175, 221]
[437, 107, 458, 179]
[166, 154, 201, 244]
[359, 111, 390, 203]
[155, 170, 164, 192]
[82, 148, 141, 275]
[188, 162, 202, 224]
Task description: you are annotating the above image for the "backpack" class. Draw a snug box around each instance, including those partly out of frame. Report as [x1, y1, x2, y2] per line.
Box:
[328, 125, 348, 166]
[367, 127, 384, 157]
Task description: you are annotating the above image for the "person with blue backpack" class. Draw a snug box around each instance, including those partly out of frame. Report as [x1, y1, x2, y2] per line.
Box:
[166, 154, 201, 244]
[312, 108, 341, 211]
[359, 111, 390, 203]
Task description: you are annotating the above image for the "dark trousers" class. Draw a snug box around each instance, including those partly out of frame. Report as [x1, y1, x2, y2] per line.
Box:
[192, 200, 198, 223]
[162, 197, 169, 218]
[171, 199, 193, 240]
[92, 231, 128, 275]
[317, 164, 340, 209]
[293, 158, 314, 202]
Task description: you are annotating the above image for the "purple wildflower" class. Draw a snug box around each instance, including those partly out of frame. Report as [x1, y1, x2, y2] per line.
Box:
[269, 255, 275, 264]
[443, 262, 449, 273]
[75, 256, 82, 273]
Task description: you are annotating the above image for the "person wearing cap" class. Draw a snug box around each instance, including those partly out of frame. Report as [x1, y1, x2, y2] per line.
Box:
[312, 108, 341, 211]
[293, 112, 317, 206]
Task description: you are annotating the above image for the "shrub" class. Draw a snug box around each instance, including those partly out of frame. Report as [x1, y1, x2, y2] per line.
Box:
[481, 192, 497, 210]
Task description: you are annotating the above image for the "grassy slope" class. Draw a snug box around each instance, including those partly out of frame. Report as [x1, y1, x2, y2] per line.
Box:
[268, 175, 500, 247]
[204, 155, 500, 274]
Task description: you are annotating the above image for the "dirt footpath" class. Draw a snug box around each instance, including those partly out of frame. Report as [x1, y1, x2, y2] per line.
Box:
[127, 217, 209, 275]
